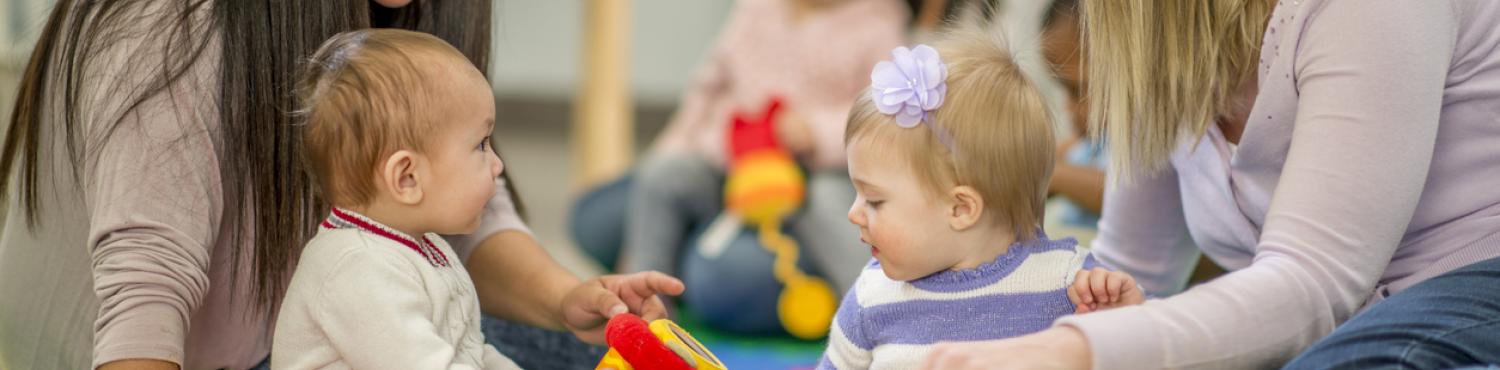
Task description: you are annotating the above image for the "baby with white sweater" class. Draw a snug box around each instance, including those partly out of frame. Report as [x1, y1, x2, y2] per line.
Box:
[272, 29, 518, 369]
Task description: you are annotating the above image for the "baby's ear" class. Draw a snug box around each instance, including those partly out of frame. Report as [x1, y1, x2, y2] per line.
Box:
[947, 185, 985, 231]
[381, 150, 424, 205]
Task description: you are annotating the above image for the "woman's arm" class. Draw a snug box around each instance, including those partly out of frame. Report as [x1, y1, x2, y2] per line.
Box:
[443, 177, 575, 329]
[89, 90, 220, 370]
[464, 229, 580, 330]
[88, 12, 223, 369]
[451, 179, 682, 344]
[1088, 164, 1198, 296]
[463, 230, 684, 344]
[1055, 2, 1454, 368]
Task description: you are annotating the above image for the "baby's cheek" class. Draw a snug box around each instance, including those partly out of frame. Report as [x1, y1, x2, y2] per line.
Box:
[473, 175, 494, 204]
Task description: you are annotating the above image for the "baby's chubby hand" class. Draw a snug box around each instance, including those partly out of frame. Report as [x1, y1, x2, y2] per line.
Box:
[560, 271, 685, 344]
[1067, 267, 1144, 314]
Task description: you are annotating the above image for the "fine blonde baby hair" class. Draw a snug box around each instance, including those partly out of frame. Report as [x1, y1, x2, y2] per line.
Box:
[846, 24, 1056, 240]
[296, 28, 469, 207]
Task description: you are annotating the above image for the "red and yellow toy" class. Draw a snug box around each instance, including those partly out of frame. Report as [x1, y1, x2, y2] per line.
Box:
[595, 314, 726, 370]
[723, 97, 838, 340]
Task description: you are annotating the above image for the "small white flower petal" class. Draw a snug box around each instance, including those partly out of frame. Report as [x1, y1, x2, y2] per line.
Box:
[926, 84, 946, 110]
[870, 61, 907, 89]
[895, 111, 921, 128]
[881, 88, 914, 106]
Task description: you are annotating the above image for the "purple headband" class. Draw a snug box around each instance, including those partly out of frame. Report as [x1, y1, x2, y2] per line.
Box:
[870, 44, 955, 150]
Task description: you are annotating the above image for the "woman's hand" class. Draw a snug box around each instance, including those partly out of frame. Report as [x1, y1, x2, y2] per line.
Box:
[921, 326, 1093, 370]
[559, 271, 686, 344]
[775, 111, 816, 156]
[1069, 267, 1146, 314]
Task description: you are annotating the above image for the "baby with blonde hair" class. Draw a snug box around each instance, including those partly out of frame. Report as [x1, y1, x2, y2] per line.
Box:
[819, 26, 1142, 370]
[275, 28, 688, 370]
[273, 29, 517, 369]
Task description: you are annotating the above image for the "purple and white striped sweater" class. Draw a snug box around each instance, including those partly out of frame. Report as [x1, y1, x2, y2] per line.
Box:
[818, 234, 1098, 370]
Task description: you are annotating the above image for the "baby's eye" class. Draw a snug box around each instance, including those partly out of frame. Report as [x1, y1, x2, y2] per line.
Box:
[866, 200, 884, 209]
[476, 137, 491, 151]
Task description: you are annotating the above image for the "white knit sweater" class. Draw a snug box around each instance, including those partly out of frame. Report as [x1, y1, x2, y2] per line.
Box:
[272, 208, 520, 370]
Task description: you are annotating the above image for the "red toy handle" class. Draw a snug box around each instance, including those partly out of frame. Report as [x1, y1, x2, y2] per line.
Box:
[606, 314, 694, 370]
[728, 96, 787, 162]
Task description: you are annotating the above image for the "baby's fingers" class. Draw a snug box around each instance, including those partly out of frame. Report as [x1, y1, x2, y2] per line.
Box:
[1071, 270, 1094, 305]
[1106, 272, 1127, 303]
[1067, 283, 1091, 314]
[1088, 268, 1111, 304]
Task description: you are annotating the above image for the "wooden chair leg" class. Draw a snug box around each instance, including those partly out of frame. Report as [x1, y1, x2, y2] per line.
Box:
[574, 0, 635, 190]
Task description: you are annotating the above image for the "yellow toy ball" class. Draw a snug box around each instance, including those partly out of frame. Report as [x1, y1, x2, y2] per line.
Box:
[778, 276, 838, 339]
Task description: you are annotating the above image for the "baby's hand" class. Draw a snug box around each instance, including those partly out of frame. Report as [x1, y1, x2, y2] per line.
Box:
[561, 271, 685, 344]
[1068, 267, 1145, 314]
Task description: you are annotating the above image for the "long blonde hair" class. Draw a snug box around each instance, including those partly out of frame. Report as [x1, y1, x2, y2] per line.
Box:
[1081, 0, 1271, 180]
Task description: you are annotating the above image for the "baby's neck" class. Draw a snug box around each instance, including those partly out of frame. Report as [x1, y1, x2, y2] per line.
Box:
[948, 223, 1019, 271]
[345, 201, 429, 239]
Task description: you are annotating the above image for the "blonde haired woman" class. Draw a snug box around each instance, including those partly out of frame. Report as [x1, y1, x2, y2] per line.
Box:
[920, 0, 1500, 369]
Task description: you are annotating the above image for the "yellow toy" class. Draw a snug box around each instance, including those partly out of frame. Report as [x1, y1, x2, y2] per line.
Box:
[722, 98, 838, 340]
[596, 313, 726, 370]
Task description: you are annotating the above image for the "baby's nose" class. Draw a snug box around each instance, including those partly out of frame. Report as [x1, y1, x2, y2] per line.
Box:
[847, 202, 864, 226]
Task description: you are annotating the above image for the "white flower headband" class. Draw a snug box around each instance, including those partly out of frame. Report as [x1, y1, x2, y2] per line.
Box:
[869, 44, 955, 150]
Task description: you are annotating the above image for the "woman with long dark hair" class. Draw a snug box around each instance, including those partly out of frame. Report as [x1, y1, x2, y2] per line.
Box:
[0, 1, 682, 369]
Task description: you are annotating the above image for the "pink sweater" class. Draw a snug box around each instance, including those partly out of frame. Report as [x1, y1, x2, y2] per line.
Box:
[650, 0, 907, 170]
[1056, 1, 1500, 368]
[0, 3, 529, 369]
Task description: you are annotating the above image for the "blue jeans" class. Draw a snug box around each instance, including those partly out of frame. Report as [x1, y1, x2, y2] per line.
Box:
[480, 316, 608, 369]
[1284, 256, 1500, 370]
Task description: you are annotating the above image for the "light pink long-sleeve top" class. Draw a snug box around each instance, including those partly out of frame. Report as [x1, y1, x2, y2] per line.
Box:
[650, 0, 907, 170]
[0, 3, 529, 369]
[1055, 1, 1500, 368]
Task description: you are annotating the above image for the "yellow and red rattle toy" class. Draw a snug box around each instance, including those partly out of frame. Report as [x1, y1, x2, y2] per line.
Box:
[595, 313, 726, 370]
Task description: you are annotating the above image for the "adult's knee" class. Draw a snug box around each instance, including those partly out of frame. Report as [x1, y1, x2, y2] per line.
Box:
[1286, 256, 1500, 369]
[634, 154, 719, 195]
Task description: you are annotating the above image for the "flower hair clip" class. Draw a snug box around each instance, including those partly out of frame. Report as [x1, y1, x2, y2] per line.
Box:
[871, 44, 948, 127]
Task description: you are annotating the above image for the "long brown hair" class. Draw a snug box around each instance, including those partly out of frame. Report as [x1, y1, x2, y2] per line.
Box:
[3, 0, 520, 313]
